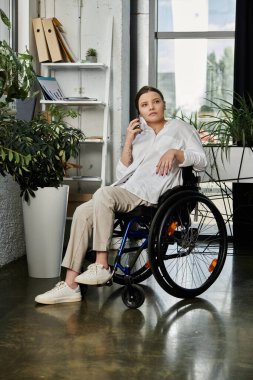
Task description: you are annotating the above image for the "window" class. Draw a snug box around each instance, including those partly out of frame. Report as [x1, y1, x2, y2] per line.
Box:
[155, 0, 236, 117]
[0, 1, 10, 43]
[0, 0, 17, 49]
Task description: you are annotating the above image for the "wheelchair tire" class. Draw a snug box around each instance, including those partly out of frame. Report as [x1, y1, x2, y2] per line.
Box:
[121, 284, 145, 309]
[148, 191, 227, 298]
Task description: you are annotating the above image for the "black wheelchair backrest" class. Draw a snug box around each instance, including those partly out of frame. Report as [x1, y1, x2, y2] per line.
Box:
[182, 166, 198, 186]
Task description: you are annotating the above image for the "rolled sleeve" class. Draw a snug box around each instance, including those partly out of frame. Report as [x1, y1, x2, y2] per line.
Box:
[179, 149, 207, 171]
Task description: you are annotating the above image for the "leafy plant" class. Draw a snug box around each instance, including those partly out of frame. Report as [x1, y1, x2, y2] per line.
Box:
[0, 42, 36, 103]
[0, 8, 11, 29]
[204, 92, 253, 154]
[0, 108, 84, 201]
[0, 8, 36, 179]
[86, 48, 97, 57]
[0, 9, 36, 104]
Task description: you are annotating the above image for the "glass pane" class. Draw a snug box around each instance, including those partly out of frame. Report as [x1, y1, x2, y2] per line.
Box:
[157, 39, 234, 117]
[158, 0, 236, 32]
[0, 0, 10, 42]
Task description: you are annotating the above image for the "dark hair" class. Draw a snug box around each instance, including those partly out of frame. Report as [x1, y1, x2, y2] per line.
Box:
[135, 86, 165, 114]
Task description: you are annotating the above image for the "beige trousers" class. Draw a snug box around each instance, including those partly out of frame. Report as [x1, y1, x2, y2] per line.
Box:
[61, 186, 154, 273]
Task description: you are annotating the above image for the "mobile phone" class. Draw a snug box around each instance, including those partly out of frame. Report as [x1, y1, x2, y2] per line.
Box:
[137, 116, 145, 130]
[133, 115, 141, 130]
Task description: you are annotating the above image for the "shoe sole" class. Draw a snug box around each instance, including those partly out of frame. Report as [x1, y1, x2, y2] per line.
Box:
[75, 275, 112, 286]
[35, 296, 82, 305]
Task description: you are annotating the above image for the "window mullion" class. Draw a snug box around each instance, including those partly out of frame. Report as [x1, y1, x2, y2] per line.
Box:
[156, 31, 235, 39]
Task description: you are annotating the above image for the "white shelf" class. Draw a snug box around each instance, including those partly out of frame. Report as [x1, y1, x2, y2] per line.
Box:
[64, 176, 102, 182]
[40, 100, 105, 106]
[41, 62, 107, 70]
[81, 139, 104, 144]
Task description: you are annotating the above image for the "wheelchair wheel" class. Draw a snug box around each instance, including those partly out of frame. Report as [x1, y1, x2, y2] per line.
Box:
[109, 223, 152, 285]
[148, 191, 227, 298]
[121, 284, 145, 309]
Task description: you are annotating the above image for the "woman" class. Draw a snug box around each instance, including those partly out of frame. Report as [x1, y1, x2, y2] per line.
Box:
[35, 85, 207, 304]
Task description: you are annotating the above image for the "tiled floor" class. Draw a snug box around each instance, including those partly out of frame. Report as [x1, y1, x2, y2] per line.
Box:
[1, 252, 253, 380]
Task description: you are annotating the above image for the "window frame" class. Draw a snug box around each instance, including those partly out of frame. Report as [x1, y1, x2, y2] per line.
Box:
[149, 0, 235, 89]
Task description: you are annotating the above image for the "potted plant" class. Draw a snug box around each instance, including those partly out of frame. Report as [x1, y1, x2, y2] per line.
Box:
[85, 48, 97, 63]
[198, 92, 253, 181]
[204, 92, 253, 151]
[0, 9, 85, 277]
[198, 93, 253, 251]
[0, 104, 84, 277]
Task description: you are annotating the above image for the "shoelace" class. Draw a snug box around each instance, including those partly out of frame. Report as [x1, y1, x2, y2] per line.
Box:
[87, 263, 101, 272]
[51, 281, 66, 292]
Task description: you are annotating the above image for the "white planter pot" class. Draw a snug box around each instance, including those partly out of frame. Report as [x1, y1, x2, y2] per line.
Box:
[86, 56, 97, 63]
[203, 146, 253, 182]
[22, 185, 69, 278]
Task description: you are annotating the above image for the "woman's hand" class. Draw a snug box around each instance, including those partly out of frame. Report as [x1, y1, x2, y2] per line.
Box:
[125, 118, 142, 144]
[156, 149, 184, 176]
[120, 118, 142, 167]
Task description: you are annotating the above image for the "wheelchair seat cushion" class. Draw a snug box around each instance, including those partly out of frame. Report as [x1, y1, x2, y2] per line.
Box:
[115, 205, 157, 220]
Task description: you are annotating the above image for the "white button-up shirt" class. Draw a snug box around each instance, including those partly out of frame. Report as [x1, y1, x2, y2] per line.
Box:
[112, 118, 207, 204]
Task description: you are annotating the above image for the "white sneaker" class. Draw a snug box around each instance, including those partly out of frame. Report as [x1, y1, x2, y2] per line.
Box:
[35, 281, 82, 305]
[75, 263, 112, 285]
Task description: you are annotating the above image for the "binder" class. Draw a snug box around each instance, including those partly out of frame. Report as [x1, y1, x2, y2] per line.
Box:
[42, 18, 63, 62]
[53, 18, 76, 62]
[32, 18, 50, 62]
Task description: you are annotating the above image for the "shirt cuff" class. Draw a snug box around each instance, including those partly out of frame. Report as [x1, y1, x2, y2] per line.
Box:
[178, 150, 207, 170]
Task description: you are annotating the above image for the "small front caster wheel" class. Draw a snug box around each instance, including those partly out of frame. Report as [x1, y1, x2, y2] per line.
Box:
[121, 284, 145, 309]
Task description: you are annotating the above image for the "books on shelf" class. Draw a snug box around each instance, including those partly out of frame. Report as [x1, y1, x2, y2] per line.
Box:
[37, 76, 97, 101]
[37, 76, 64, 100]
[32, 17, 77, 63]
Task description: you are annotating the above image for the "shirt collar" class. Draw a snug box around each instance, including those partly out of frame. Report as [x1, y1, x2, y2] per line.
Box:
[141, 118, 171, 133]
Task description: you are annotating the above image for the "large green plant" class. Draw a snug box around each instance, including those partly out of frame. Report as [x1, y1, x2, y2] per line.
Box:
[0, 107, 84, 201]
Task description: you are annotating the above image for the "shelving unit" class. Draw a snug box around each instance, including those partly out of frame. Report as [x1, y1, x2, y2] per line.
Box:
[41, 19, 112, 196]
[39, 17, 113, 217]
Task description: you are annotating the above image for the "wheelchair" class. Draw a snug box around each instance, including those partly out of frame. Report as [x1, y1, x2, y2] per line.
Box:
[86, 166, 228, 309]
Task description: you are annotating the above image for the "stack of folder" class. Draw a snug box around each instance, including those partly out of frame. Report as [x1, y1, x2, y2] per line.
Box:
[32, 17, 76, 63]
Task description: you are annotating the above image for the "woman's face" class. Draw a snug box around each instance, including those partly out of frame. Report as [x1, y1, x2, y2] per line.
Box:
[138, 91, 165, 124]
